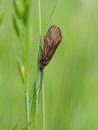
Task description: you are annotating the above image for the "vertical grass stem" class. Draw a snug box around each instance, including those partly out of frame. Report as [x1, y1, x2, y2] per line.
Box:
[44, 0, 60, 33]
[38, 0, 45, 130]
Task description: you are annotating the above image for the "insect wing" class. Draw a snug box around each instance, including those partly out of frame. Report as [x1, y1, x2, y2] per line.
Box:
[43, 25, 62, 64]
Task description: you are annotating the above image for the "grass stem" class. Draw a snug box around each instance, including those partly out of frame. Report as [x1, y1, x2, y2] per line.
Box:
[38, 0, 42, 36]
[25, 92, 30, 130]
[38, 0, 45, 130]
[42, 74, 45, 130]
[24, 31, 30, 130]
[44, 0, 60, 33]
[24, 0, 33, 129]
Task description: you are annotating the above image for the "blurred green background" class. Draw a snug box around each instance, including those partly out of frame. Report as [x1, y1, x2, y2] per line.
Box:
[0, 0, 98, 130]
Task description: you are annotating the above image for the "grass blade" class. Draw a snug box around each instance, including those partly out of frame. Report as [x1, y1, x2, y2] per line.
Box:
[44, 0, 61, 33]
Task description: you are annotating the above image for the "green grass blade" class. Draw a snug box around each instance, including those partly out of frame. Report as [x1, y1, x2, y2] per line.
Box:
[44, 0, 61, 33]
[30, 68, 42, 130]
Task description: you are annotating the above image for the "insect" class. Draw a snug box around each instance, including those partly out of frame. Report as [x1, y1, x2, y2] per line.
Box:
[39, 25, 62, 71]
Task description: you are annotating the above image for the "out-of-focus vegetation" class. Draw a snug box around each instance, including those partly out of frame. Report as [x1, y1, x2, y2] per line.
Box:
[0, 0, 98, 130]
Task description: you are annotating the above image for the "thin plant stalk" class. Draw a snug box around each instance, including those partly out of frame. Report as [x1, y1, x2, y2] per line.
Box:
[38, 0, 42, 37]
[24, 0, 33, 129]
[42, 78, 46, 130]
[24, 30, 30, 130]
[38, 0, 46, 130]
[44, 0, 60, 33]
[30, 0, 43, 128]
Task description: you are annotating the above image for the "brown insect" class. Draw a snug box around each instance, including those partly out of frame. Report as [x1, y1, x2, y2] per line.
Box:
[39, 25, 62, 71]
